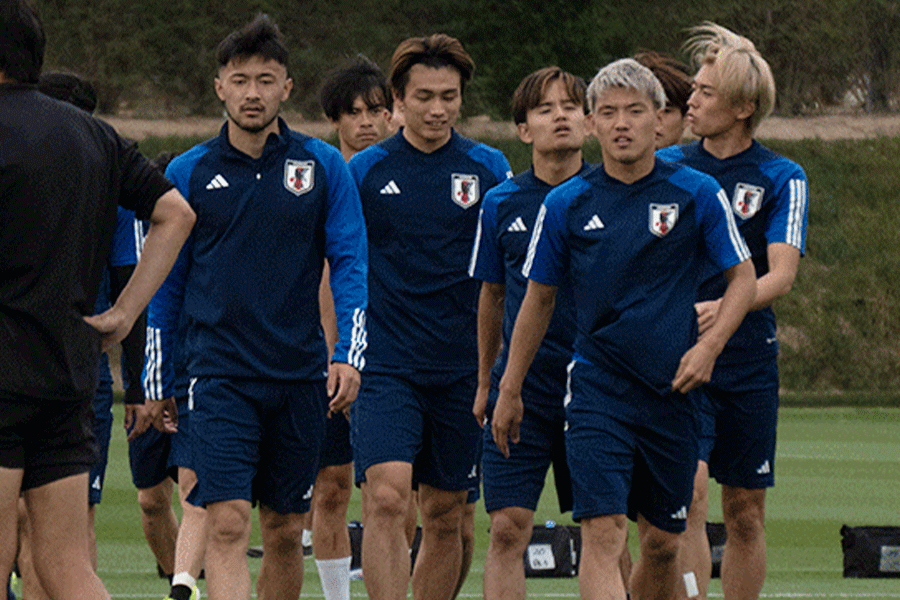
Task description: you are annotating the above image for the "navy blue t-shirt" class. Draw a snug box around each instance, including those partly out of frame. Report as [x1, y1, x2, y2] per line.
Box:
[143, 119, 367, 398]
[470, 165, 591, 402]
[525, 160, 750, 395]
[657, 141, 808, 364]
[349, 129, 511, 374]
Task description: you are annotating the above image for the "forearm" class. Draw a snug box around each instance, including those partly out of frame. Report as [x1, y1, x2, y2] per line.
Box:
[498, 281, 556, 394]
[702, 260, 757, 354]
[112, 190, 195, 327]
[477, 282, 505, 389]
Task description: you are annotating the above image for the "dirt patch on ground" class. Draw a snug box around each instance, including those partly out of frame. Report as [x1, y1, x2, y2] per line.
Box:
[102, 112, 900, 142]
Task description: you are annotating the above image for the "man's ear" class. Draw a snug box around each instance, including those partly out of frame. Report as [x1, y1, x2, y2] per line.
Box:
[516, 122, 533, 145]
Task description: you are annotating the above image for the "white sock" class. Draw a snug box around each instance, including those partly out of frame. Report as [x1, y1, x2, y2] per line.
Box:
[315, 556, 351, 600]
[171, 572, 197, 589]
[302, 529, 313, 547]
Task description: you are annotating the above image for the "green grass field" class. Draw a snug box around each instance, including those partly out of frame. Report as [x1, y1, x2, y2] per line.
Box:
[17, 405, 897, 599]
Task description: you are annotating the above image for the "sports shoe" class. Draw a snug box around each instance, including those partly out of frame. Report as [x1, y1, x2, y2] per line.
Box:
[163, 584, 199, 600]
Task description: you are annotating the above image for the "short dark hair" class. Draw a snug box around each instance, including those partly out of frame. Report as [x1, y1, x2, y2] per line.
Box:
[511, 66, 587, 125]
[390, 34, 474, 99]
[633, 51, 692, 116]
[216, 13, 288, 70]
[0, 0, 45, 84]
[320, 55, 391, 121]
[38, 71, 97, 113]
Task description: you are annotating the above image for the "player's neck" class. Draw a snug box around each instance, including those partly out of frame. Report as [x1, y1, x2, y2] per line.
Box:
[532, 149, 583, 187]
[701, 124, 753, 159]
[340, 143, 355, 162]
[603, 152, 655, 185]
[402, 126, 452, 154]
[227, 118, 281, 159]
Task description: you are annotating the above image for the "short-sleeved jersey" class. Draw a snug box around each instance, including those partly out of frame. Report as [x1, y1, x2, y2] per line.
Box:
[525, 161, 750, 395]
[349, 130, 512, 374]
[0, 85, 172, 400]
[142, 119, 367, 399]
[657, 141, 808, 364]
[469, 165, 591, 401]
[95, 208, 143, 386]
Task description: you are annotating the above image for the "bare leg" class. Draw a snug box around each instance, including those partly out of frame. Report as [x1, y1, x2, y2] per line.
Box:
[171, 467, 207, 588]
[483, 506, 533, 600]
[137, 478, 178, 576]
[313, 463, 353, 600]
[312, 463, 353, 560]
[0, 468, 23, 593]
[720, 486, 766, 600]
[24, 473, 110, 600]
[257, 506, 305, 600]
[205, 499, 252, 600]
[619, 535, 634, 595]
[405, 489, 418, 549]
[16, 496, 51, 600]
[451, 501, 476, 599]
[411, 484, 466, 600]
[677, 461, 711, 600]
[579, 514, 629, 600]
[361, 462, 412, 600]
[630, 516, 681, 600]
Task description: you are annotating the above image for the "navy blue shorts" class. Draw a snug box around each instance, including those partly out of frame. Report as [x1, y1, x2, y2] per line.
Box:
[89, 380, 114, 504]
[482, 368, 572, 514]
[694, 356, 778, 489]
[565, 360, 697, 533]
[319, 411, 352, 469]
[352, 370, 481, 493]
[0, 391, 95, 491]
[127, 396, 192, 489]
[188, 377, 328, 514]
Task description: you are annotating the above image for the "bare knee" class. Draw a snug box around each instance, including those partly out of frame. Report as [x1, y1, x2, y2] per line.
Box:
[582, 515, 628, 560]
[488, 508, 532, 555]
[365, 481, 409, 524]
[722, 487, 765, 544]
[640, 528, 680, 568]
[419, 489, 465, 541]
[137, 481, 172, 517]
[314, 468, 352, 516]
[209, 501, 252, 547]
[261, 511, 304, 557]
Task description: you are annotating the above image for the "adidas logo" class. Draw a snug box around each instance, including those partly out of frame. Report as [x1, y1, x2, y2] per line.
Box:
[507, 216, 527, 233]
[92, 476, 102, 491]
[302, 484, 314, 500]
[468, 464, 478, 479]
[583, 214, 605, 231]
[206, 174, 229, 190]
[380, 180, 401, 195]
[756, 460, 771, 475]
[670, 506, 688, 520]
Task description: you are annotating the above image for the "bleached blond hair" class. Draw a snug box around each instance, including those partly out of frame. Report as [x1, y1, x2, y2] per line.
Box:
[685, 22, 775, 133]
[587, 58, 666, 113]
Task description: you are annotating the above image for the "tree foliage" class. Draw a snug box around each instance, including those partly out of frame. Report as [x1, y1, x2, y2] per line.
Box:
[32, 0, 900, 116]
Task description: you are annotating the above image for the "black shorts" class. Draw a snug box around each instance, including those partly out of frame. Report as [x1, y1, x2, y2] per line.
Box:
[0, 391, 97, 491]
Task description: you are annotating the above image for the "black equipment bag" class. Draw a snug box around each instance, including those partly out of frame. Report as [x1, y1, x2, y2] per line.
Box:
[841, 525, 900, 578]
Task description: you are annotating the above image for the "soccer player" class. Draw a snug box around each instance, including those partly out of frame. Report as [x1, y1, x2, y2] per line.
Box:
[469, 66, 590, 600]
[143, 14, 367, 600]
[634, 51, 693, 149]
[307, 54, 393, 600]
[348, 34, 511, 600]
[493, 58, 757, 600]
[657, 23, 809, 600]
[0, 1, 195, 598]
[321, 54, 393, 162]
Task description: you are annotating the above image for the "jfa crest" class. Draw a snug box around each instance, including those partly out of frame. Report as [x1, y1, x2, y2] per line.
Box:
[284, 160, 315, 196]
[451, 174, 480, 209]
[732, 183, 764, 219]
[649, 203, 679, 238]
